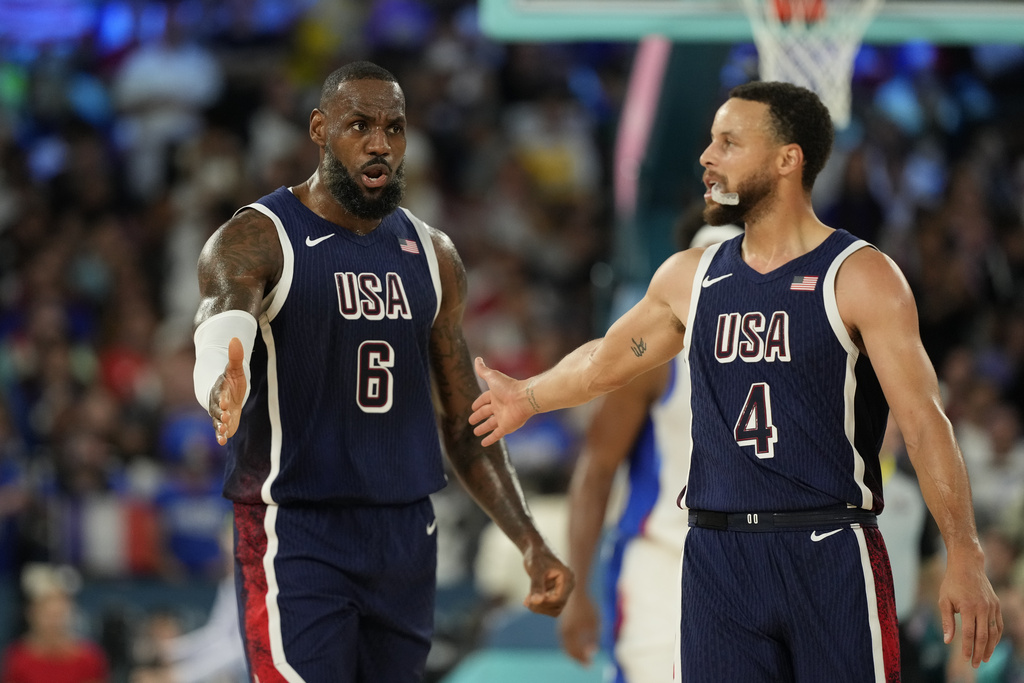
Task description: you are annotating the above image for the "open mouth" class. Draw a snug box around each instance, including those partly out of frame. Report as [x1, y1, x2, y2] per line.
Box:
[703, 179, 719, 200]
[361, 163, 390, 189]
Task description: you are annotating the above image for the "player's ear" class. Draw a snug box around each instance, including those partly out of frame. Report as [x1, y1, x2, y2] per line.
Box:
[310, 109, 326, 147]
[777, 143, 803, 179]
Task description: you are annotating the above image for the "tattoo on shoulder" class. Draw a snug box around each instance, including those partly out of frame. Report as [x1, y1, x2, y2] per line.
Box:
[204, 210, 281, 284]
[526, 380, 541, 414]
[630, 337, 647, 357]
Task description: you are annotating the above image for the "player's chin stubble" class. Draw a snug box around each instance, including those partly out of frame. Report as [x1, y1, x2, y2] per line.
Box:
[704, 168, 775, 226]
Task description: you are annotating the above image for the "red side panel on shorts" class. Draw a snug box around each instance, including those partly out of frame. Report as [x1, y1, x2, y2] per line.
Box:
[613, 589, 625, 641]
[865, 527, 901, 682]
[235, 502, 289, 683]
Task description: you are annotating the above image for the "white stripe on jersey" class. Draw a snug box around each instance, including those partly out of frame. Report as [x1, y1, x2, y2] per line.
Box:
[263, 505, 307, 682]
[854, 526, 887, 682]
[241, 201, 295, 323]
[400, 208, 443, 325]
[237, 201, 293, 508]
[679, 242, 724, 510]
[823, 240, 874, 510]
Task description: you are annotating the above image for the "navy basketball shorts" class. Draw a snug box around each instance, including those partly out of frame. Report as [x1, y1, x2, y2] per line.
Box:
[232, 498, 437, 683]
[676, 524, 899, 682]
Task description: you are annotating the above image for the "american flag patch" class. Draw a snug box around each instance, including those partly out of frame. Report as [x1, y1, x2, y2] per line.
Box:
[398, 238, 420, 254]
[790, 275, 819, 291]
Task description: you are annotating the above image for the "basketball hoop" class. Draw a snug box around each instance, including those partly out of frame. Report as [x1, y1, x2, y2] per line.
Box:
[740, 0, 884, 129]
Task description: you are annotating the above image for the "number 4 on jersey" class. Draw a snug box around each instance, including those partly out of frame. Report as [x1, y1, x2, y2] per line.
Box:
[734, 382, 778, 459]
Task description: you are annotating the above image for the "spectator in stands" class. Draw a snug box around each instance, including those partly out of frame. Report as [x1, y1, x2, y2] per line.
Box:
[129, 517, 246, 683]
[0, 399, 29, 646]
[960, 403, 1024, 529]
[0, 563, 110, 683]
[111, 4, 224, 201]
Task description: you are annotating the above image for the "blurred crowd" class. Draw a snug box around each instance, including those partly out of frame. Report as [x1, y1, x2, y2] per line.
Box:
[0, 0, 1023, 682]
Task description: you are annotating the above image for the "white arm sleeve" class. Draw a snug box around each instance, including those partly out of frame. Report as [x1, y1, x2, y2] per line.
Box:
[193, 310, 258, 411]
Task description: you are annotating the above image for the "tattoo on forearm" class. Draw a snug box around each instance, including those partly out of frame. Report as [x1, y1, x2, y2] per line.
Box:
[630, 337, 647, 357]
[526, 380, 541, 414]
[431, 330, 476, 407]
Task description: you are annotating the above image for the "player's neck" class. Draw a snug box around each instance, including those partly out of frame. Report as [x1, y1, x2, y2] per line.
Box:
[741, 201, 831, 274]
[293, 177, 383, 236]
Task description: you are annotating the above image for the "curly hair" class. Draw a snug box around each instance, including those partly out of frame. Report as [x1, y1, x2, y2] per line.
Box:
[319, 61, 400, 110]
[728, 81, 834, 192]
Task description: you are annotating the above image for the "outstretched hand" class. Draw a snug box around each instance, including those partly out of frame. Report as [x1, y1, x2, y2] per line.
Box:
[469, 357, 535, 447]
[209, 337, 247, 445]
[522, 545, 575, 618]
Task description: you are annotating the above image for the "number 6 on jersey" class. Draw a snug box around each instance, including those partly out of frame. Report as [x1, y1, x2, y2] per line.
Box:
[358, 340, 395, 413]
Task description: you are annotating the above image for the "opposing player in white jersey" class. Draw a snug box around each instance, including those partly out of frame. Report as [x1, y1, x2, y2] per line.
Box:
[559, 225, 742, 682]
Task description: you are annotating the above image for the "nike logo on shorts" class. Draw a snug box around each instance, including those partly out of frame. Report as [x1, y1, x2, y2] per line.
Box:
[810, 529, 843, 542]
[305, 233, 335, 247]
[426, 518, 437, 535]
[702, 273, 733, 288]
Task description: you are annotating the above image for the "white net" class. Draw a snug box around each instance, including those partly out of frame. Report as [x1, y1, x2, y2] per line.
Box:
[740, 0, 884, 129]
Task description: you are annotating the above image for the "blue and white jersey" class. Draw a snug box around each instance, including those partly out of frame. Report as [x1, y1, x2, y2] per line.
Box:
[613, 354, 691, 550]
[682, 229, 888, 513]
[603, 355, 690, 679]
[223, 187, 448, 506]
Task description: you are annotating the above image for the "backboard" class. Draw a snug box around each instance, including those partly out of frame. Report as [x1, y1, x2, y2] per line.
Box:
[479, 0, 1024, 44]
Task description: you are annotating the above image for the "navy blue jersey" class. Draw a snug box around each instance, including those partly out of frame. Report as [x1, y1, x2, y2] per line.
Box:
[223, 187, 447, 506]
[683, 229, 889, 513]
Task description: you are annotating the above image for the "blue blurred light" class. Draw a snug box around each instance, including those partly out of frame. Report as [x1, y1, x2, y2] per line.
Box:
[568, 65, 608, 120]
[953, 74, 995, 121]
[874, 76, 924, 136]
[68, 74, 112, 126]
[138, 2, 167, 43]
[0, 0, 96, 44]
[894, 40, 937, 74]
[972, 44, 1024, 79]
[852, 44, 885, 82]
[96, 1, 134, 55]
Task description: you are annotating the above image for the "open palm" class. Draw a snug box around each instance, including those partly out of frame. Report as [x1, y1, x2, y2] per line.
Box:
[209, 337, 247, 445]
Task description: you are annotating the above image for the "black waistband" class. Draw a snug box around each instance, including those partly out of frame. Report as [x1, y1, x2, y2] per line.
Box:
[688, 507, 877, 532]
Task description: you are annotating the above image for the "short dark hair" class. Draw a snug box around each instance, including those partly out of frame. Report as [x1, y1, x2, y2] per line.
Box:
[728, 81, 834, 191]
[319, 61, 399, 109]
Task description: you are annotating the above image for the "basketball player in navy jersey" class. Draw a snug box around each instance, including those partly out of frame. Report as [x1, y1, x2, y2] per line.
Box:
[192, 61, 573, 683]
[471, 81, 1001, 681]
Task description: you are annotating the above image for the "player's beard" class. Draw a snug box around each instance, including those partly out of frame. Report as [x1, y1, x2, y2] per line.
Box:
[704, 166, 775, 227]
[322, 147, 406, 220]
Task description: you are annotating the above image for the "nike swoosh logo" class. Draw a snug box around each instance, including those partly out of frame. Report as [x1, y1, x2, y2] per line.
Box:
[305, 233, 335, 247]
[702, 273, 733, 288]
[426, 519, 437, 535]
[810, 529, 843, 542]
